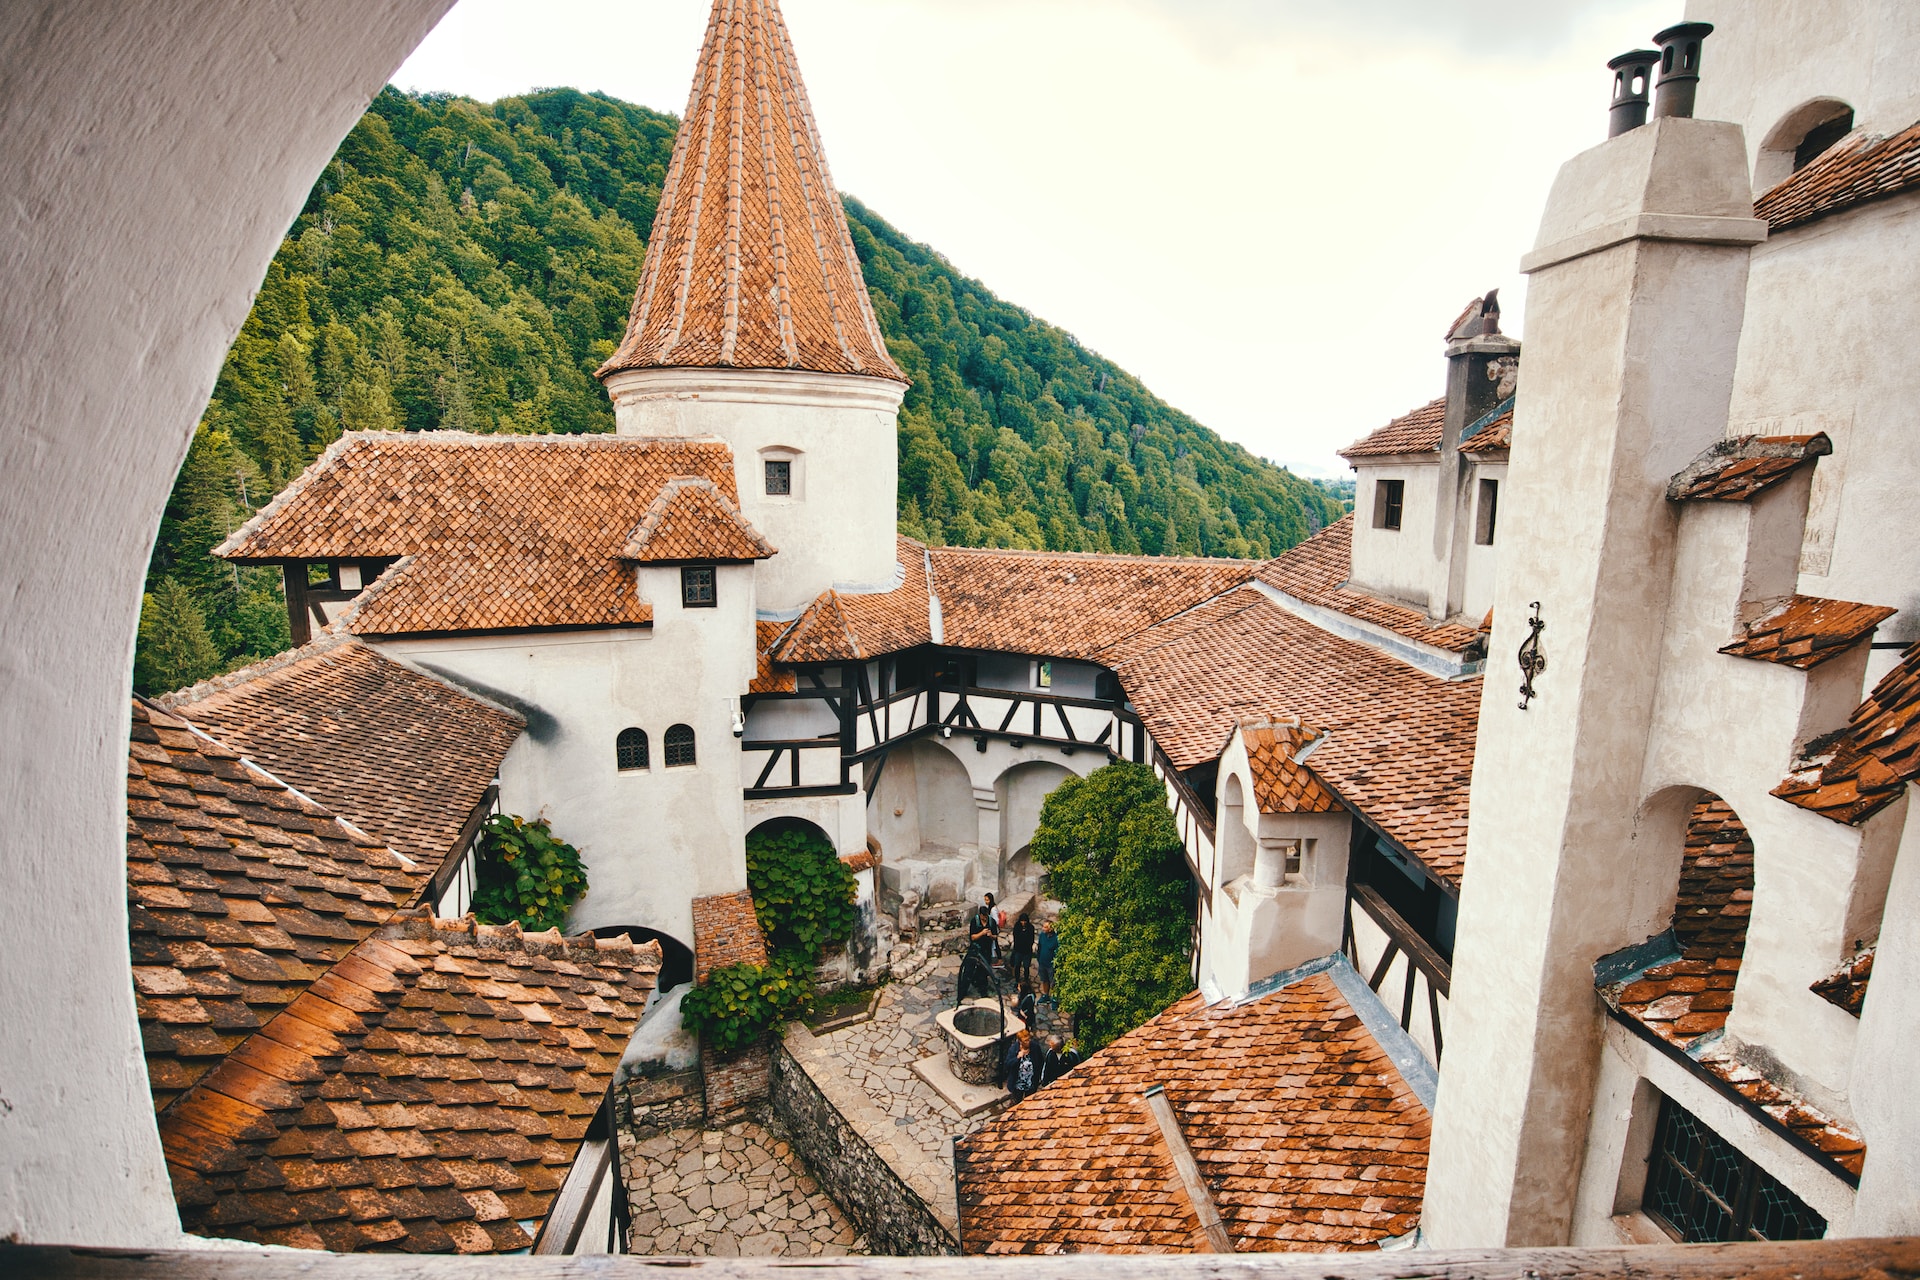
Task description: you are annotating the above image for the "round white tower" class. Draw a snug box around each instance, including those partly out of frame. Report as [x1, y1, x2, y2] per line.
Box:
[597, 0, 908, 614]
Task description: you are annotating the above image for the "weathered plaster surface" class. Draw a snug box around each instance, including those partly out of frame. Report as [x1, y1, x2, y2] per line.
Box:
[0, 0, 453, 1246]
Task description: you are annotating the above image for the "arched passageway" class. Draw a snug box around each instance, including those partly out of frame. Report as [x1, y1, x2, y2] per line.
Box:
[590, 925, 695, 992]
[996, 760, 1073, 896]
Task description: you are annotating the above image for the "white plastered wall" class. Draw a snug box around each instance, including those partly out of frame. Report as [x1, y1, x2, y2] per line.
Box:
[1462, 459, 1507, 623]
[604, 368, 905, 614]
[0, 0, 454, 1247]
[1347, 461, 1440, 612]
[373, 563, 759, 950]
[1688, 0, 1920, 182]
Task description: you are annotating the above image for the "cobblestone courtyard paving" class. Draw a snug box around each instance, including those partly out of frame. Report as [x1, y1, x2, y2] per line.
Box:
[620, 1121, 867, 1256]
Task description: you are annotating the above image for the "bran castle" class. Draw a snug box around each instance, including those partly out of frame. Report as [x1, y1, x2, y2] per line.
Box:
[3, 0, 1919, 1264]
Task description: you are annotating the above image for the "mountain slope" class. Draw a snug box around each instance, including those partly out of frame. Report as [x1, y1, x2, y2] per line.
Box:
[135, 87, 1339, 694]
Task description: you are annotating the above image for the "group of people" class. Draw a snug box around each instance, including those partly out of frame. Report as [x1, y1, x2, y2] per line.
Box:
[957, 892, 1078, 1103]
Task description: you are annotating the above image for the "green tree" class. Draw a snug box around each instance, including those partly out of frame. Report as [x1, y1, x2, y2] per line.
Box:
[1030, 761, 1194, 1052]
[134, 578, 223, 696]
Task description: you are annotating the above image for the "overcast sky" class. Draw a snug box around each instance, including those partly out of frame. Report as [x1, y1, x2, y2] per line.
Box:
[396, 0, 1670, 476]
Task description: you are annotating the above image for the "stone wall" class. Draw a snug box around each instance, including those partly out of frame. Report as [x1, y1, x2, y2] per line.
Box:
[770, 1029, 958, 1256]
[705, 1043, 772, 1119]
[617, 1067, 707, 1138]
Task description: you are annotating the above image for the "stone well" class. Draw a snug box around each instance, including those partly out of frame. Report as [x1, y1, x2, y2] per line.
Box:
[934, 999, 1024, 1085]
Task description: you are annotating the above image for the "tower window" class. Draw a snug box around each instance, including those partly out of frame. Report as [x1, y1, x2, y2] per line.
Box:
[1476, 478, 1499, 545]
[681, 565, 716, 608]
[1373, 479, 1405, 531]
[664, 723, 697, 768]
[616, 728, 649, 771]
[1643, 1094, 1826, 1242]
[764, 459, 792, 495]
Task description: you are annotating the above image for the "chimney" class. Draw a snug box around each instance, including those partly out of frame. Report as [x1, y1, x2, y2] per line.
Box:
[1652, 22, 1713, 120]
[1432, 293, 1520, 620]
[1607, 49, 1659, 136]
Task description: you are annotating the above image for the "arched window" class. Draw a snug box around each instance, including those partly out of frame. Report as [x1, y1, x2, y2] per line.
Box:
[616, 728, 649, 771]
[1755, 99, 1855, 193]
[664, 723, 697, 768]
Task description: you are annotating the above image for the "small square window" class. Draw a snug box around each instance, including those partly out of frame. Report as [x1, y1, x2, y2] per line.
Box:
[1033, 661, 1052, 690]
[681, 565, 716, 608]
[765, 459, 792, 496]
[1476, 478, 1499, 545]
[1373, 479, 1405, 531]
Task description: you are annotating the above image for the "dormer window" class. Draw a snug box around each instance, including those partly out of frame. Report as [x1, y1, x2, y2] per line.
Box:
[1373, 479, 1405, 531]
[681, 565, 716, 608]
[765, 459, 791, 495]
[1794, 108, 1854, 172]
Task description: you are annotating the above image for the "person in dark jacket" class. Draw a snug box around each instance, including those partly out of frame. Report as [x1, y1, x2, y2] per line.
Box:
[1035, 917, 1059, 1004]
[959, 893, 998, 1000]
[1010, 911, 1035, 984]
[1004, 1030, 1043, 1102]
[1039, 1034, 1072, 1088]
[1015, 980, 1037, 1032]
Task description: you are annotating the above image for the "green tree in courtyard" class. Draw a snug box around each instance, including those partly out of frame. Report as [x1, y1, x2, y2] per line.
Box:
[1030, 761, 1194, 1052]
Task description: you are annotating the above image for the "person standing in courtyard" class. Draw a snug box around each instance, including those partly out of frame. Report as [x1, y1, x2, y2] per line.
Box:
[1010, 910, 1035, 985]
[1035, 917, 1058, 1005]
[959, 893, 997, 1000]
[1005, 1029, 1042, 1102]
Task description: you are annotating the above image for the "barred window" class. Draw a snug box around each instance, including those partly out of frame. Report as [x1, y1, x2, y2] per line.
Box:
[681, 565, 716, 608]
[765, 459, 792, 495]
[1644, 1094, 1825, 1242]
[664, 723, 697, 768]
[616, 728, 648, 771]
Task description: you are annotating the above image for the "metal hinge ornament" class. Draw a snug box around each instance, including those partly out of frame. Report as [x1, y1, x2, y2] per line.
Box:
[1517, 601, 1547, 710]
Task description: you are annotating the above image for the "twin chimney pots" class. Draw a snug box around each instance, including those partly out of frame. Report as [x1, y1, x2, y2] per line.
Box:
[1607, 22, 1713, 137]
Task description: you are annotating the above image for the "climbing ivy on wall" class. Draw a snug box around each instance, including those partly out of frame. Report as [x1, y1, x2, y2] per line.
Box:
[469, 813, 589, 933]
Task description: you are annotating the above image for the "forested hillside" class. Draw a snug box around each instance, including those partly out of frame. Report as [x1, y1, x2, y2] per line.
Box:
[136, 87, 1340, 694]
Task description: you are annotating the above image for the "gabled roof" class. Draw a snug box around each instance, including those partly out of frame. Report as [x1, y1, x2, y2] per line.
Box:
[1239, 719, 1342, 815]
[596, 0, 905, 384]
[1719, 595, 1895, 670]
[162, 912, 659, 1253]
[931, 545, 1253, 661]
[621, 475, 776, 563]
[1255, 517, 1485, 655]
[1755, 118, 1920, 232]
[161, 637, 523, 877]
[1338, 396, 1444, 460]
[954, 969, 1428, 1254]
[772, 536, 935, 663]
[216, 433, 742, 636]
[1773, 641, 1920, 825]
[128, 700, 423, 1112]
[751, 619, 798, 693]
[1102, 588, 1478, 887]
[767, 537, 1252, 665]
[1666, 433, 1831, 503]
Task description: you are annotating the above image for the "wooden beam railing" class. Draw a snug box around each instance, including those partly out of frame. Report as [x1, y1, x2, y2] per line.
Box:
[421, 782, 498, 918]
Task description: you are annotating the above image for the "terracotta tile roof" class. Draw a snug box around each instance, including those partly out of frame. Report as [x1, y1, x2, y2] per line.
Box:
[931, 545, 1254, 661]
[1718, 595, 1895, 670]
[1102, 589, 1479, 886]
[216, 433, 742, 636]
[1666, 433, 1831, 503]
[1773, 642, 1920, 825]
[1338, 396, 1445, 460]
[1459, 407, 1513, 455]
[621, 476, 775, 563]
[691, 890, 769, 982]
[161, 911, 659, 1253]
[161, 638, 523, 879]
[1810, 947, 1873, 1018]
[1755, 119, 1920, 233]
[954, 974, 1428, 1254]
[1596, 800, 1868, 1182]
[1239, 719, 1341, 814]
[1602, 799, 1753, 1051]
[127, 700, 423, 1113]
[773, 536, 936, 663]
[751, 619, 798, 693]
[1254, 517, 1485, 655]
[596, 0, 905, 384]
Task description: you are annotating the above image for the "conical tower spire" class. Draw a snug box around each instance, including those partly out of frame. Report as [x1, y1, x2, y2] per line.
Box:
[598, 0, 905, 383]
